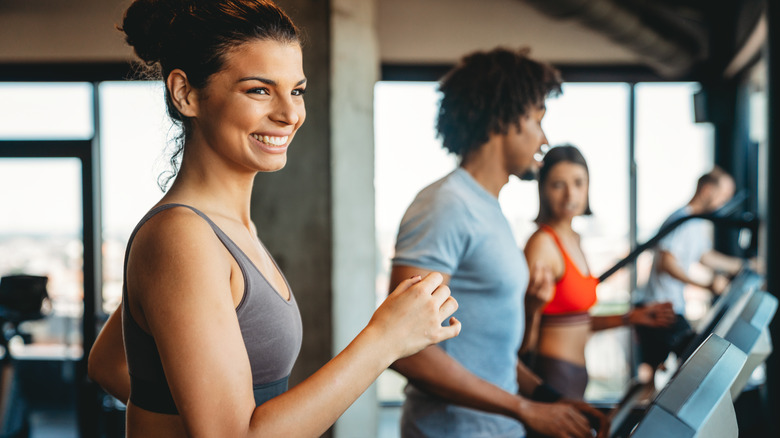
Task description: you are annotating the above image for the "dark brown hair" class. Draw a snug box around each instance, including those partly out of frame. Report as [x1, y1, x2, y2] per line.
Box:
[436, 47, 562, 161]
[120, 0, 300, 189]
[535, 144, 593, 223]
[695, 165, 731, 194]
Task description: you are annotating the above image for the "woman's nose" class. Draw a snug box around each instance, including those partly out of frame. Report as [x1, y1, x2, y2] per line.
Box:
[271, 97, 300, 126]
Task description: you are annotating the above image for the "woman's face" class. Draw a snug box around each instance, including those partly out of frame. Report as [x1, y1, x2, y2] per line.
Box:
[189, 38, 306, 173]
[542, 161, 589, 221]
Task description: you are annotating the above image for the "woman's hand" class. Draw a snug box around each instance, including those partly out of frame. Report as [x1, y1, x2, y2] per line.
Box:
[370, 272, 461, 360]
[526, 262, 555, 313]
[629, 302, 675, 328]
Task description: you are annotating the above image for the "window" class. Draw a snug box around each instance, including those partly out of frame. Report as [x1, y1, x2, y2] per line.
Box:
[0, 79, 170, 436]
[99, 81, 170, 313]
[0, 82, 93, 139]
[0, 83, 93, 361]
[635, 82, 715, 323]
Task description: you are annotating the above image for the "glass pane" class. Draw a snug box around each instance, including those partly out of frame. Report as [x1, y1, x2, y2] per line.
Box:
[0, 83, 93, 139]
[636, 83, 714, 241]
[0, 157, 82, 436]
[635, 82, 714, 322]
[0, 158, 83, 355]
[99, 81, 170, 314]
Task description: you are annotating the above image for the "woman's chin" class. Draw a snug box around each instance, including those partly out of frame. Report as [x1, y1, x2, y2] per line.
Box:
[256, 156, 288, 173]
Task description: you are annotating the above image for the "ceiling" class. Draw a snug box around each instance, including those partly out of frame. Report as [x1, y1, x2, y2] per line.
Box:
[0, 0, 766, 81]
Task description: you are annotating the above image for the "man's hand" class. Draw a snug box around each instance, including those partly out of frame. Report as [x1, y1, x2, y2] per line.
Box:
[709, 273, 729, 295]
[519, 398, 608, 438]
[559, 398, 610, 438]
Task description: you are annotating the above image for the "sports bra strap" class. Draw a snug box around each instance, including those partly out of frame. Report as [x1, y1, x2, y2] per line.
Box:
[539, 224, 590, 277]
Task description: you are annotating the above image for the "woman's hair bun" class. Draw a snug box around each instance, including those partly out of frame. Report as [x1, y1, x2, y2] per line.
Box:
[120, 0, 183, 65]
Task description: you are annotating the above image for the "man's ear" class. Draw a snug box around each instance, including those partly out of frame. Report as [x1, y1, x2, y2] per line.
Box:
[167, 69, 198, 118]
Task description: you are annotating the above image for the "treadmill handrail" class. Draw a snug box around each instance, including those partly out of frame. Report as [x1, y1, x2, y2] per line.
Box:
[597, 191, 756, 283]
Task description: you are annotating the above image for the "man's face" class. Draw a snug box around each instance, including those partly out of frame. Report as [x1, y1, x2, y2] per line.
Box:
[500, 106, 548, 180]
[705, 177, 736, 212]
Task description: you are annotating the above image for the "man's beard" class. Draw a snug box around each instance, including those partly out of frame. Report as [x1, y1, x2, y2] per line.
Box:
[518, 166, 539, 181]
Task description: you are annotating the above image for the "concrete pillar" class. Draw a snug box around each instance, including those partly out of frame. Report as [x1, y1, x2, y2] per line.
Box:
[330, 1, 380, 436]
[251, 1, 379, 437]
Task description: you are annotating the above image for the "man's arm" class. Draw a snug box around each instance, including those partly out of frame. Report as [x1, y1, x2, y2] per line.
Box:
[389, 265, 604, 438]
[657, 250, 713, 290]
[699, 250, 744, 276]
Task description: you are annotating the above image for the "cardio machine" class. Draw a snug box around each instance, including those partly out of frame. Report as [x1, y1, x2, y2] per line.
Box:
[0, 275, 50, 438]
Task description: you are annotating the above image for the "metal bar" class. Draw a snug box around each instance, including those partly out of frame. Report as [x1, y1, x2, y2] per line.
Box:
[628, 83, 638, 292]
[764, 0, 780, 433]
[77, 83, 102, 438]
[0, 141, 90, 158]
[598, 191, 753, 283]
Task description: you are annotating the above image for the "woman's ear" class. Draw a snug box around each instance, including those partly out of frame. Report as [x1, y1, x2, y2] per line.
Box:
[167, 69, 198, 118]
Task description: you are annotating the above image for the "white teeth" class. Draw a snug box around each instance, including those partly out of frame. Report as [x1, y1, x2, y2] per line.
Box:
[252, 134, 288, 146]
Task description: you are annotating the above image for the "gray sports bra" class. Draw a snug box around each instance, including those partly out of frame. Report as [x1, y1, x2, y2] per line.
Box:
[122, 204, 303, 414]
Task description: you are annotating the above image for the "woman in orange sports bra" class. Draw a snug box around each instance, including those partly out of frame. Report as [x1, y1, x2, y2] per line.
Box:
[522, 145, 674, 400]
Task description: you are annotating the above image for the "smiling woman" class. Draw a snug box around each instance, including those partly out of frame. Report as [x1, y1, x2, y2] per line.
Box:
[176, 39, 306, 174]
[86, 1, 460, 437]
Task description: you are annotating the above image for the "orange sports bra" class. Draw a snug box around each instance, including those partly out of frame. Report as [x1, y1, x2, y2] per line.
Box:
[539, 225, 599, 315]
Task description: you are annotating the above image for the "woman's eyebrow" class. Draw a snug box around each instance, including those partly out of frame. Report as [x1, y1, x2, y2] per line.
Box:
[238, 76, 307, 86]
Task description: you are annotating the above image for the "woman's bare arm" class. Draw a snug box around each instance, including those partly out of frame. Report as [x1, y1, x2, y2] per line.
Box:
[521, 231, 562, 353]
[88, 306, 130, 403]
[129, 208, 461, 438]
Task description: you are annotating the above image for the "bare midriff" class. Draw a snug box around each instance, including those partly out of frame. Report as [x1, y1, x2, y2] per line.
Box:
[126, 403, 188, 438]
[536, 314, 590, 366]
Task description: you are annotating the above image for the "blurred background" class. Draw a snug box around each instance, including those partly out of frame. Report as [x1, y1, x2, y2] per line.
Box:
[0, 0, 776, 437]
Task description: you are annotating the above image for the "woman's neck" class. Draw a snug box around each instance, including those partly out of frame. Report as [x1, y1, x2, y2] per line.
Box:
[544, 218, 576, 237]
[162, 162, 256, 226]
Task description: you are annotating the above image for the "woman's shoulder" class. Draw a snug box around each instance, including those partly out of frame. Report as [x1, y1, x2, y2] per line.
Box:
[526, 226, 557, 251]
[127, 205, 233, 303]
[525, 227, 564, 270]
[130, 205, 229, 269]
[137, 204, 212, 239]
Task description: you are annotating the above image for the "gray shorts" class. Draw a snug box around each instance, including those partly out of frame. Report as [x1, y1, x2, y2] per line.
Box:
[533, 354, 588, 400]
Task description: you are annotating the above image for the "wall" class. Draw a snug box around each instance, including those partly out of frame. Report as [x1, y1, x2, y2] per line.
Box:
[0, 0, 637, 65]
[0, 0, 133, 62]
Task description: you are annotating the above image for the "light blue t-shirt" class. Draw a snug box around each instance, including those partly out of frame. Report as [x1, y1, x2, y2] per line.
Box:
[642, 206, 712, 314]
[392, 168, 529, 438]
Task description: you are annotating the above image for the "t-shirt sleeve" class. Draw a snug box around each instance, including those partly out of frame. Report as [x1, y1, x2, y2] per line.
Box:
[657, 217, 712, 258]
[392, 194, 471, 276]
[657, 210, 690, 254]
[657, 225, 684, 254]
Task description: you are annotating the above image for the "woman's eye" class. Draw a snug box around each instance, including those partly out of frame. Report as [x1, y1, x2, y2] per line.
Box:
[249, 88, 270, 95]
[292, 88, 306, 97]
